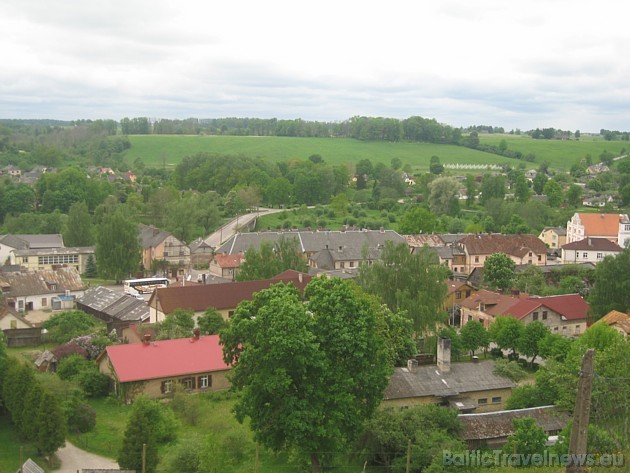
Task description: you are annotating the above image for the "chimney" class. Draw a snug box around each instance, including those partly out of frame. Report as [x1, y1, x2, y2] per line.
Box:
[193, 328, 200, 340]
[298, 272, 303, 283]
[380, 227, 385, 233]
[407, 359, 418, 373]
[437, 337, 451, 373]
[143, 333, 151, 345]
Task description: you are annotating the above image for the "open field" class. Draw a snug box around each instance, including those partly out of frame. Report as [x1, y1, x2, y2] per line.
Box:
[124, 134, 629, 173]
[478, 134, 629, 170]
[124, 135, 512, 172]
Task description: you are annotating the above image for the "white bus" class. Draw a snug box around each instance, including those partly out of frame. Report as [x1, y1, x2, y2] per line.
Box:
[123, 277, 169, 295]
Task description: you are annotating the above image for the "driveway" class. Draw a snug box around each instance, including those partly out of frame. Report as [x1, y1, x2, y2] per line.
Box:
[56, 441, 120, 472]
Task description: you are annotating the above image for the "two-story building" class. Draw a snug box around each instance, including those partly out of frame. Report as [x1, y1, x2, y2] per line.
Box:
[538, 227, 567, 250]
[140, 224, 191, 274]
[566, 212, 630, 246]
[561, 237, 623, 264]
[208, 253, 244, 280]
[456, 234, 547, 274]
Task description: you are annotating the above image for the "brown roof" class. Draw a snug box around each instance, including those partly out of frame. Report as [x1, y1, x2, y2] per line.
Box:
[458, 234, 547, 257]
[562, 237, 623, 252]
[459, 406, 569, 441]
[460, 289, 528, 316]
[576, 213, 624, 237]
[445, 280, 473, 295]
[405, 234, 446, 247]
[211, 253, 244, 268]
[150, 271, 313, 314]
[597, 310, 630, 326]
[0, 267, 87, 297]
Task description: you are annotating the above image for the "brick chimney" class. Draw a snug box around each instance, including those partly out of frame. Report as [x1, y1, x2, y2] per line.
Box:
[143, 333, 151, 345]
[437, 337, 451, 373]
[407, 358, 418, 373]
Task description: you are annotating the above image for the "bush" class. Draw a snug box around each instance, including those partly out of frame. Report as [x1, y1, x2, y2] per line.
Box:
[493, 358, 527, 382]
[53, 343, 89, 362]
[57, 354, 92, 380]
[282, 220, 291, 229]
[43, 310, 103, 344]
[77, 369, 111, 398]
[67, 401, 97, 433]
[490, 347, 504, 358]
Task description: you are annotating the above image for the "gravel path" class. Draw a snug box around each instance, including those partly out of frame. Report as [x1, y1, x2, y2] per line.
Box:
[56, 441, 120, 473]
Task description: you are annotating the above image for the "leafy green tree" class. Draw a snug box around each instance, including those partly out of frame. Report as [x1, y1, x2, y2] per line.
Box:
[95, 206, 141, 282]
[397, 206, 439, 234]
[514, 265, 547, 295]
[483, 252, 516, 291]
[197, 308, 228, 335]
[63, 201, 94, 246]
[565, 184, 583, 206]
[43, 310, 103, 344]
[156, 309, 195, 340]
[589, 248, 630, 318]
[493, 358, 528, 382]
[437, 327, 464, 360]
[329, 193, 349, 216]
[390, 157, 402, 170]
[537, 333, 572, 361]
[381, 309, 416, 367]
[265, 177, 293, 208]
[21, 383, 44, 441]
[236, 237, 308, 281]
[221, 278, 390, 473]
[118, 397, 163, 473]
[2, 363, 36, 435]
[518, 320, 549, 366]
[0, 332, 7, 409]
[355, 159, 373, 189]
[460, 320, 490, 356]
[465, 174, 477, 208]
[165, 196, 199, 243]
[480, 175, 506, 204]
[37, 390, 67, 463]
[503, 417, 547, 456]
[543, 179, 563, 207]
[357, 242, 449, 336]
[429, 155, 444, 175]
[532, 172, 548, 195]
[513, 173, 531, 203]
[489, 316, 524, 357]
[428, 177, 459, 216]
[505, 385, 548, 409]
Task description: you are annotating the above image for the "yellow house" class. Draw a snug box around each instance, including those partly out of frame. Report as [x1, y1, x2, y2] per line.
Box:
[538, 227, 567, 250]
[12, 246, 94, 274]
[97, 333, 231, 402]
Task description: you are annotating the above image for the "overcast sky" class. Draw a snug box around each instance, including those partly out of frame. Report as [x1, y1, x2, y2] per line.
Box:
[1, 0, 628, 132]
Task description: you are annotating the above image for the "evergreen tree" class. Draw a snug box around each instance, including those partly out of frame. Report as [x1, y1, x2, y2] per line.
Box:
[118, 397, 161, 473]
[84, 254, 98, 278]
[37, 390, 67, 462]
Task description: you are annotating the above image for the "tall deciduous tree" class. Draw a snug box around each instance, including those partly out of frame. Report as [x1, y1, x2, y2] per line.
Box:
[236, 237, 308, 281]
[503, 417, 547, 456]
[428, 177, 459, 216]
[543, 179, 564, 207]
[221, 278, 390, 473]
[483, 252, 516, 291]
[357, 242, 449, 336]
[460, 320, 490, 356]
[63, 201, 94, 246]
[589, 248, 630, 318]
[518, 320, 549, 366]
[489, 316, 524, 357]
[95, 206, 141, 282]
[397, 206, 439, 234]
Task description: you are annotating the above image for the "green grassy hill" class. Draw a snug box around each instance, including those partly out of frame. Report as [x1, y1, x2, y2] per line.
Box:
[124, 135, 511, 172]
[124, 134, 629, 173]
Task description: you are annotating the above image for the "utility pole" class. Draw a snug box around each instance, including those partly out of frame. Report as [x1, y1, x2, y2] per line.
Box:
[566, 348, 595, 473]
[142, 443, 147, 473]
[405, 439, 412, 473]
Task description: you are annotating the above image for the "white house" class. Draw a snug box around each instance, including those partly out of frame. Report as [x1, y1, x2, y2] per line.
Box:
[561, 238, 623, 264]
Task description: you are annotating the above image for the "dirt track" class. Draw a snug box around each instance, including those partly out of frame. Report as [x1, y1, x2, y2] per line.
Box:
[56, 441, 120, 472]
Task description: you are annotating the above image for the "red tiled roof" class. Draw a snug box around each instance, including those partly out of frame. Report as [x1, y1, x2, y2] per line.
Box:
[562, 238, 622, 252]
[534, 294, 590, 321]
[212, 253, 244, 268]
[105, 335, 229, 383]
[151, 271, 313, 314]
[458, 234, 547, 257]
[460, 289, 527, 316]
[576, 213, 621, 238]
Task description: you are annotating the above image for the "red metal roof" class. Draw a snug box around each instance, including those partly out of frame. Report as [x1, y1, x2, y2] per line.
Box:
[105, 335, 229, 383]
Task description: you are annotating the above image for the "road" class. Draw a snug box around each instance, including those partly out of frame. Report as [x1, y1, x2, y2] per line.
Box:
[56, 441, 120, 472]
[203, 207, 285, 249]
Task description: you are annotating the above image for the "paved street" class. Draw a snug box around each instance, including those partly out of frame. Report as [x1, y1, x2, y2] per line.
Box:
[56, 441, 119, 473]
[203, 207, 285, 248]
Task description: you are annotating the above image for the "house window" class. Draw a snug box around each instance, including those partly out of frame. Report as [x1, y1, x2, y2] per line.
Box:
[10, 320, 17, 329]
[478, 398, 488, 405]
[162, 380, 173, 394]
[537, 255, 542, 262]
[466, 290, 471, 297]
[554, 327, 559, 332]
[349, 261, 355, 268]
[23, 257, 28, 263]
[596, 253, 603, 259]
[528, 252, 532, 257]
[492, 397, 502, 404]
[181, 378, 194, 390]
[532, 312, 538, 321]
[542, 311, 548, 320]
[474, 256, 479, 263]
[562, 326, 567, 330]
[199, 375, 211, 389]
[583, 252, 588, 258]
[41, 298, 47, 306]
[228, 311, 235, 317]
[575, 325, 581, 333]
[455, 291, 462, 299]
[468, 315, 473, 322]
[18, 300, 24, 309]
[340, 262, 345, 269]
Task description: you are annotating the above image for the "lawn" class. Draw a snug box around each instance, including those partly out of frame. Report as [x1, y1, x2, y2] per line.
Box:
[478, 134, 628, 171]
[124, 135, 511, 172]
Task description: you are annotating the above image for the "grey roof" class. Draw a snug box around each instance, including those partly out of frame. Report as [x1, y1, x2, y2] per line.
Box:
[542, 226, 567, 236]
[17, 459, 44, 473]
[0, 234, 64, 249]
[13, 246, 94, 257]
[34, 350, 57, 368]
[217, 230, 405, 255]
[189, 237, 213, 253]
[439, 233, 471, 245]
[515, 262, 596, 273]
[0, 267, 87, 296]
[309, 247, 382, 269]
[384, 360, 516, 401]
[459, 406, 569, 441]
[308, 268, 359, 279]
[426, 246, 465, 260]
[77, 287, 150, 322]
[139, 224, 171, 249]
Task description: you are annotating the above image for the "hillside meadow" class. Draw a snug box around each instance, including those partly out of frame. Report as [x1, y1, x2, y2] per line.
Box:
[124, 134, 629, 173]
